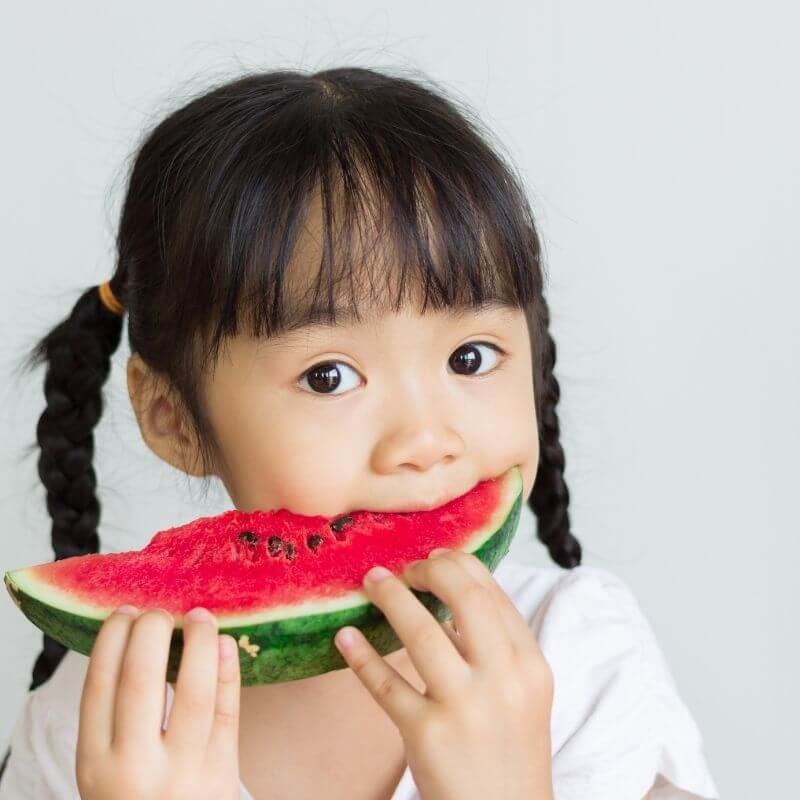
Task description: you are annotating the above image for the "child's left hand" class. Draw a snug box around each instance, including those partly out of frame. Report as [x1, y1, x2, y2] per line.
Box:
[334, 549, 555, 800]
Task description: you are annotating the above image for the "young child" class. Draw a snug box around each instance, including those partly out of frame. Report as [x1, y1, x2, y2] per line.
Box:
[0, 67, 719, 800]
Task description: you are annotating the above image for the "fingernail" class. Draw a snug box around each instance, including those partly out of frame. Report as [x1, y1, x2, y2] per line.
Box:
[429, 548, 450, 557]
[186, 606, 215, 624]
[116, 604, 139, 615]
[219, 635, 237, 662]
[336, 627, 358, 649]
[365, 565, 392, 582]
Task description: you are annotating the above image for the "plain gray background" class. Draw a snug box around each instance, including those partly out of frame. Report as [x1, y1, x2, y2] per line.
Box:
[1, 2, 797, 798]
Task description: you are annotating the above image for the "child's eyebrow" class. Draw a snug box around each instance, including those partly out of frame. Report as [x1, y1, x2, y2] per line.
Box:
[278, 298, 516, 337]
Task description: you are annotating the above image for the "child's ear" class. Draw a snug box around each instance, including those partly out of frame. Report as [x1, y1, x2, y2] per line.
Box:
[126, 353, 211, 478]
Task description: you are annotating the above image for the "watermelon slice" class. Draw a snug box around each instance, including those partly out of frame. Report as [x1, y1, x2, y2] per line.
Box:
[4, 465, 523, 686]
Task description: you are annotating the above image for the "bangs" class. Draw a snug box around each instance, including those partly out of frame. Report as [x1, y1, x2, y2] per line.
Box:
[160, 74, 542, 372]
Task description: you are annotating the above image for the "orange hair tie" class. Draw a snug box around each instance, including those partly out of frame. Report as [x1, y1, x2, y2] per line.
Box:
[97, 281, 124, 316]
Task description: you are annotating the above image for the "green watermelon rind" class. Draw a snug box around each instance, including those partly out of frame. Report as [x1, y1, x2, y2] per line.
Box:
[4, 467, 523, 686]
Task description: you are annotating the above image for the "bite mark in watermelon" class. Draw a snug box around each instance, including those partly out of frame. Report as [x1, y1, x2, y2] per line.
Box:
[4, 465, 523, 686]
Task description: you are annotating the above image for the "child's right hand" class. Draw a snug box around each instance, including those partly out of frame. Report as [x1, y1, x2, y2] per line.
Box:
[76, 604, 242, 800]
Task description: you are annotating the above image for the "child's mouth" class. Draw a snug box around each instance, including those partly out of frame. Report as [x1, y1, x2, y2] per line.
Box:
[331, 467, 516, 518]
[382, 483, 477, 514]
[365, 470, 509, 515]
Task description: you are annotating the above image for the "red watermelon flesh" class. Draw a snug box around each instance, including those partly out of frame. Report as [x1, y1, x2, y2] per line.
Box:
[5, 465, 523, 685]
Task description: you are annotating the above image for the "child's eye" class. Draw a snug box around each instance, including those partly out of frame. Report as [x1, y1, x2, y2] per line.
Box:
[298, 361, 362, 396]
[448, 341, 504, 377]
[297, 341, 506, 397]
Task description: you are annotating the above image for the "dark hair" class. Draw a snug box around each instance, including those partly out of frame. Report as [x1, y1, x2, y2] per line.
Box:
[15, 65, 582, 696]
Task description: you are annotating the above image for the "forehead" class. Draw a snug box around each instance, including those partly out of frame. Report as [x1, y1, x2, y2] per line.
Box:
[223, 142, 537, 361]
[275, 178, 516, 336]
[281, 179, 421, 311]
[273, 301, 521, 344]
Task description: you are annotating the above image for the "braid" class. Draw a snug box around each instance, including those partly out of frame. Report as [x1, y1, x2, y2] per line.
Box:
[528, 298, 582, 569]
[23, 283, 123, 690]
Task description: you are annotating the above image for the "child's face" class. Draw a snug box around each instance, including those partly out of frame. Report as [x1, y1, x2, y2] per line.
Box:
[200, 300, 539, 516]
[129, 186, 539, 516]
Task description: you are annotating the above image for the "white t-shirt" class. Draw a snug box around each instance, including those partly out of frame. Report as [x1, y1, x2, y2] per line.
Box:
[0, 560, 720, 800]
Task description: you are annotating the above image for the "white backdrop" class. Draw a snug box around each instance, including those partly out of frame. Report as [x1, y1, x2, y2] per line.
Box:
[1, 2, 797, 797]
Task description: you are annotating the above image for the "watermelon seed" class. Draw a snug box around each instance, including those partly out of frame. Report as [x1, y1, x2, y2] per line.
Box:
[307, 533, 324, 552]
[329, 514, 353, 532]
[267, 536, 284, 557]
[284, 542, 296, 561]
[329, 514, 353, 540]
[238, 530, 259, 547]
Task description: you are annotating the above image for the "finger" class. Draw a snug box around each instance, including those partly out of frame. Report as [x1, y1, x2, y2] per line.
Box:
[440, 617, 467, 658]
[431, 550, 543, 656]
[113, 608, 174, 749]
[334, 625, 427, 729]
[362, 567, 471, 700]
[77, 606, 140, 762]
[164, 607, 221, 755]
[402, 553, 514, 670]
[207, 635, 241, 769]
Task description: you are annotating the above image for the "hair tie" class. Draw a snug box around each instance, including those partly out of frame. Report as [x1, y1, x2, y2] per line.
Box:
[97, 281, 124, 316]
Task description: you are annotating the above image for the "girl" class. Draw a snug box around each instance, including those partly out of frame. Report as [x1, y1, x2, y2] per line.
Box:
[0, 67, 719, 800]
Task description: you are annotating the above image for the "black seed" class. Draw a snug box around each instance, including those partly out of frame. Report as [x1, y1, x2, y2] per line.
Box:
[238, 530, 259, 546]
[329, 514, 353, 533]
[329, 514, 354, 540]
[267, 536, 284, 556]
[285, 542, 296, 561]
[307, 534, 324, 552]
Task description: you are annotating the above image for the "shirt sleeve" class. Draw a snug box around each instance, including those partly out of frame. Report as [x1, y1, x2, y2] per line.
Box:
[530, 565, 720, 800]
[0, 688, 81, 800]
